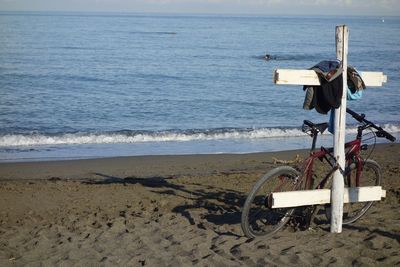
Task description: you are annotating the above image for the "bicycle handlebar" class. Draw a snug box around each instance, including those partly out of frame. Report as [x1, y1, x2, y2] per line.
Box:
[346, 108, 396, 142]
[346, 108, 365, 122]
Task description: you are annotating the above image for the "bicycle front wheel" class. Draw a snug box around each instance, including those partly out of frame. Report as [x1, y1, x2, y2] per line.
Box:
[343, 159, 382, 224]
[241, 166, 300, 238]
[325, 159, 382, 224]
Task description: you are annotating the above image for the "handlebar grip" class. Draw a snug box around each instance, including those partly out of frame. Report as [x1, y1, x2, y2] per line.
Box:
[376, 129, 396, 142]
[385, 132, 396, 142]
[388, 135, 396, 142]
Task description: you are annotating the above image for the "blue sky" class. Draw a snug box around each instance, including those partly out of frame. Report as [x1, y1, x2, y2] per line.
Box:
[0, 0, 399, 16]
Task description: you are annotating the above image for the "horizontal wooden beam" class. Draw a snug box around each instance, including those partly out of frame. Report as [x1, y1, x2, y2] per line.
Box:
[271, 186, 386, 208]
[274, 69, 387, 87]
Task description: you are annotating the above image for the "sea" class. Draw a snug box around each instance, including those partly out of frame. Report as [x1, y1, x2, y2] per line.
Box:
[0, 12, 399, 162]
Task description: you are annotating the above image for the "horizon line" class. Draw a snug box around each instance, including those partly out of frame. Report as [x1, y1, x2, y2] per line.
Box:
[0, 10, 396, 18]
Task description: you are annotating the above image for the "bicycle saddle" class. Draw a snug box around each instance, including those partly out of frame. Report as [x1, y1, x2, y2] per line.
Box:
[302, 120, 329, 134]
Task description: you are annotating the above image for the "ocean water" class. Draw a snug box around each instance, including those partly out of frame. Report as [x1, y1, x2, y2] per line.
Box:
[0, 12, 399, 162]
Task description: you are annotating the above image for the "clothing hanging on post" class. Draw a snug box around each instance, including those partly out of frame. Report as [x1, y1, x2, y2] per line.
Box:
[303, 60, 343, 114]
[303, 61, 365, 115]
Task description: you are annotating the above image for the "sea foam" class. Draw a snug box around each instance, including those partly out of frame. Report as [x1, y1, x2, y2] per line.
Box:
[1, 124, 399, 147]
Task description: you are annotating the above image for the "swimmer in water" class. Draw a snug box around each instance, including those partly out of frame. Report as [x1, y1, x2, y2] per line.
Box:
[264, 54, 271, 60]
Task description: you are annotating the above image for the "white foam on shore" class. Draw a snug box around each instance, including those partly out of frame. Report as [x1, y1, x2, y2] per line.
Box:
[0, 124, 399, 147]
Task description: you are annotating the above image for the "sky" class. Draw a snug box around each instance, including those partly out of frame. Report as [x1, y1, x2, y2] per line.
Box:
[0, 0, 399, 16]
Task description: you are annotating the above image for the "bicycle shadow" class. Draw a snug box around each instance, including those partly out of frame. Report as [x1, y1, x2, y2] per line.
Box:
[83, 173, 246, 236]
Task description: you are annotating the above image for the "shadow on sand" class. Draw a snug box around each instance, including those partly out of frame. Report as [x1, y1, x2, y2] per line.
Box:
[82, 173, 400, 242]
[83, 173, 246, 237]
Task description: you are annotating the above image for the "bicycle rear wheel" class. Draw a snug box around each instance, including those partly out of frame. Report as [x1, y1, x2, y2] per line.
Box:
[325, 159, 381, 224]
[241, 166, 300, 238]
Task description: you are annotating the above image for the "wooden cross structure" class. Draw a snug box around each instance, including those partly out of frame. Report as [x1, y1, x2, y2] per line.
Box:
[271, 25, 387, 233]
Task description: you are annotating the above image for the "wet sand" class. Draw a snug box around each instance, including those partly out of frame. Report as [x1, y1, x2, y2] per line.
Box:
[0, 143, 399, 266]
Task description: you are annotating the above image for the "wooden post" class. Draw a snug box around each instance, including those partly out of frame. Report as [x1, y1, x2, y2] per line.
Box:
[330, 25, 349, 233]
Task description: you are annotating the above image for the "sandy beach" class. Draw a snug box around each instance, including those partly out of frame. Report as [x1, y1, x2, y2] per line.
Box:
[0, 143, 399, 266]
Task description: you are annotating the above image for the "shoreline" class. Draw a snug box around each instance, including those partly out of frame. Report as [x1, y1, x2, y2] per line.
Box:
[1, 143, 399, 265]
[0, 147, 313, 181]
[0, 143, 397, 181]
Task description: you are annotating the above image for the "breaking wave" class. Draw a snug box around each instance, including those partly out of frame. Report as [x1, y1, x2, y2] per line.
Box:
[1, 124, 399, 147]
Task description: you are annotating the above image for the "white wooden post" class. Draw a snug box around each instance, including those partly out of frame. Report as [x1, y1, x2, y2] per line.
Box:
[331, 25, 349, 233]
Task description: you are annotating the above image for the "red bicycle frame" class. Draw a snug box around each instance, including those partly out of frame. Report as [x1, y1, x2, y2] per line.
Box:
[301, 138, 363, 191]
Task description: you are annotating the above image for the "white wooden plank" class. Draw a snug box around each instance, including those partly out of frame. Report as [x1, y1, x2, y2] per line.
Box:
[271, 186, 385, 208]
[272, 189, 331, 208]
[359, 71, 387, 86]
[274, 69, 320, 86]
[345, 186, 386, 203]
[274, 69, 387, 87]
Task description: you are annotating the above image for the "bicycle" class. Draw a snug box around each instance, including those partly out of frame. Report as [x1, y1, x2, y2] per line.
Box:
[241, 108, 396, 238]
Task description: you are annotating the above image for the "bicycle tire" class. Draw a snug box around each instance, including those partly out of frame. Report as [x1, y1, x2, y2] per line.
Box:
[241, 166, 300, 238]
[325, 159, 381, 224]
